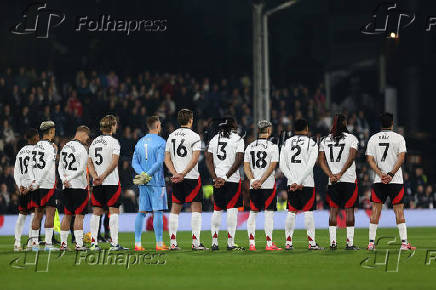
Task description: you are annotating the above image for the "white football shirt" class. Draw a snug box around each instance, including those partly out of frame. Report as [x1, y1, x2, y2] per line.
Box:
[366, 130, 406, 184]
[208, 132, 244, 183]
[319, 133, 358, 184]
[244, 139, 278, 189]
[14, 145, 36, 188]
[32, 140, 57, 189]
[279, 135, 318, 187]
[89, 135, 120, 186]
[58, 140, 89, 189]
[165, 128, 201, 180]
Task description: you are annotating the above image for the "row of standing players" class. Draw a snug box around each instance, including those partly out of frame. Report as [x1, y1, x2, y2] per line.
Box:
[13, 110, 416, 252]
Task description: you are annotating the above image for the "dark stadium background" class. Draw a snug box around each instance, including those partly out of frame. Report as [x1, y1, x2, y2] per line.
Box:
[0, 0, 435, 214]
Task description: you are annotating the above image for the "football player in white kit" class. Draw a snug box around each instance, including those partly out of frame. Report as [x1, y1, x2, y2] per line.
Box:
[29, 121, 58, 251]
[165, 109, 207, 250]
[244, 120, 281, 251]
[13, 128, 39, 251]
[366, 113, 415, 251]
[88, 115, 127, 251]
[58, 126, 91, 251]
[206, 117, 245, 251]
[318, 114, 360, 250]
[280, 119, 323, 250]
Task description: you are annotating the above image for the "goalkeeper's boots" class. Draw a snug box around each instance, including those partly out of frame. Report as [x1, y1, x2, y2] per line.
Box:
[135, 245, 146, 251]
[156, 243, 169, 251]
[400, 242, 416, 251]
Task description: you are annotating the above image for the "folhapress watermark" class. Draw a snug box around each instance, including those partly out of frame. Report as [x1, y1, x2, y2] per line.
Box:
[10, 2, 167, 38]
[74, 250, 166, 269]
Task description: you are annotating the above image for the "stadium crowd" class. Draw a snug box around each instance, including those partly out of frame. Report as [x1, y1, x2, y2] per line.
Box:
[0, 67, 434, 214]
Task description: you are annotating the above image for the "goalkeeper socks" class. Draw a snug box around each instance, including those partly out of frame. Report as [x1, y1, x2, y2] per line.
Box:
[346, 226, 355, 246]
[264, 211, 274, 247]
[211, 210, 222, 246]
[169, 213, 179, 247]
[153, 211, 164, 246]
[369, 223, 378, 242]
[397, 223, 408, 243]
[14, 213, 26, 246]
[135, 212, 147, 246]
[109, 214, 119, 246]
[329, 226, 337, 246]
[45, 228, 54, 245]
[60, 230, 69, 247]
[227, 208, 238, 247]
[90, 214, 99, 245]
[304, 211, 316, 246]
[74, 230, 84, 247]
[191, 212, 201, 247]
[285, 212, 295, 246]
[247, 211, 257, 246]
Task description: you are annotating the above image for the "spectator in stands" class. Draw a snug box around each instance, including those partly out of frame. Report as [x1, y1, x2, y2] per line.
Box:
[417, 184, 434, 208]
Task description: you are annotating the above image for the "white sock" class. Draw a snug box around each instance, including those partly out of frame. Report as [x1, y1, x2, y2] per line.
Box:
[347, 226, 355, 246]
[369, 223, 378, 242]
[397, 223, 407, 243]
[60, 230, 69, 246]
[226, 208, 238, 247]
[90, 214, 99, 245]
[264, 211, 274, 247]
[74, 230, 84, 247]
[247, 211, 257, 246]
[169, 213, 179, 247]
[14, 214, 27, 246]
[329, 226, 337, 246]
[211, 210, 222, 246]
[28, 213, 34, 238]
[191, 212, 201, 247]
[31, 229, 39, 245]
[304, 211, 316, 246]
[285, 212, 296, 246]
[45, 228, 54, 245]
[109, 214, 119, 246]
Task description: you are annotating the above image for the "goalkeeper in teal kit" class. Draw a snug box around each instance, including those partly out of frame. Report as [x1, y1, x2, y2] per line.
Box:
[132, 116, 168, 251]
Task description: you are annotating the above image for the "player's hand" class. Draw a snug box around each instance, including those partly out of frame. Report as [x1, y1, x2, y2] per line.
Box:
[297, 184, 304, 190]
[382, 174, 392, 184]
[333, 173, 342, 182]
[329, 174, 338, 184]
[252, 180, 262, 190]
[290, 183, 298, 191]
[171, 173, 184, 183]
[64, 180, 71, 188]
[93, 177, 102, 186]
[214, 178, 225, 188]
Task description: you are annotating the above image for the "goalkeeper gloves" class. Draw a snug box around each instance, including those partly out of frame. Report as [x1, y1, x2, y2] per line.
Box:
[133, 172, 152, 185]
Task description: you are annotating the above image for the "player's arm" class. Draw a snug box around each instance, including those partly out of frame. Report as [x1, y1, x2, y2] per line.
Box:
[226, 152, 243, 180]
[318, 151, 335, 181]
[366, 155, 384, 178]
[258, 161, 278, 185]
[13, 156, 24, 194]
[132, 146, 145, 175]
[279, 143, 292, 180]
[99, 153, 119, 181]
[296, 143, 318, 187]
[336, 148, 357, 178]
[145, 142, 165, 176]
[164, 151, 177, 175]
[205, 151, 218, 180]
[58, 153, 67, 185]
[87, 157, 98, 180]
[181, 150, 200, 177]
[243, 162, 255, 180]
[384, 151, 406, 185]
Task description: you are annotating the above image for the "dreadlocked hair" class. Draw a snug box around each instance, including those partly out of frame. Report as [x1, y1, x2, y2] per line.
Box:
[330, 113, 349, 143]
[218, 117, 237, 139]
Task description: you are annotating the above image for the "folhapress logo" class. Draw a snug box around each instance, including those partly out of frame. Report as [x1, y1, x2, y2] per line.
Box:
[361, 2, 415, 38]
[10, 2, 66, 39]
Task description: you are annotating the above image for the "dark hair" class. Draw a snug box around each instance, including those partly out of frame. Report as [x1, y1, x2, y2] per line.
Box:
[330, 113, 349, 142]
[76, 125, 91, 135]
[380, 112, 393, 128]
[294, 119, 308, 132]
[25, 128, 38, 140]
[218, 116, 237, 139]
[177, 109, 193, 126]
[146, 116, 160, 130]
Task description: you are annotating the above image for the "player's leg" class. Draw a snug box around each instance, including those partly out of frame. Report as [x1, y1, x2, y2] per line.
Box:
[303, 188, 321, 250]
[211, 186, 225, 250]
[73, 214, 85, 250]
[226, 181, 242, 250]
[368, 184, 385, 250]
[150, 186, 169, 251]
[105, 184, 126, 250]
[60, 214, 72, 249]
[329, 207, 339, 249]
[391, 186, 415, 250]
[344, 182, 358, 250]
[247, 189, 259, 250]
[90, 185, 105, 248]
[14, 209, 27, 251]
[345, 208, 358, 249]
[135, 186, 149, 250]
[188, 179, 204, 250]
[285, 188, 297, 249]
[264, 187, 281, 250]
[31, 206, 44, 249]
[168, 181, 183, 249]
[44, 206, 56, 249]
[109, 206, 121, 248]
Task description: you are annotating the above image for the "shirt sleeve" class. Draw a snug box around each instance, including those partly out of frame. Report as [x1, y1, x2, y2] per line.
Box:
[14, 155, 21, 187]
[319, 138, 325, 152]
[165, 137, 171, 152]
[398, 136, 407, 153]
[112, 139, 120, 156]
[243, 147, 250, 163]
[207, 138, 216, 153]
[192, 135, 201, 151]
[236, 139, 245, 153]
[271, 145, 279, 162]
[279, 141, 292, 180]
[366, 137, 375, 156]
[296, 141, 318, 185]
[58, 150, 66, 182]
[350, 135, 359, 150]
[131, 144, 144, 174]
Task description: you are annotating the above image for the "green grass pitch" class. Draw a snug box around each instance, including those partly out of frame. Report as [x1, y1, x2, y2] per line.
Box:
[1, 227, 435, 290]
